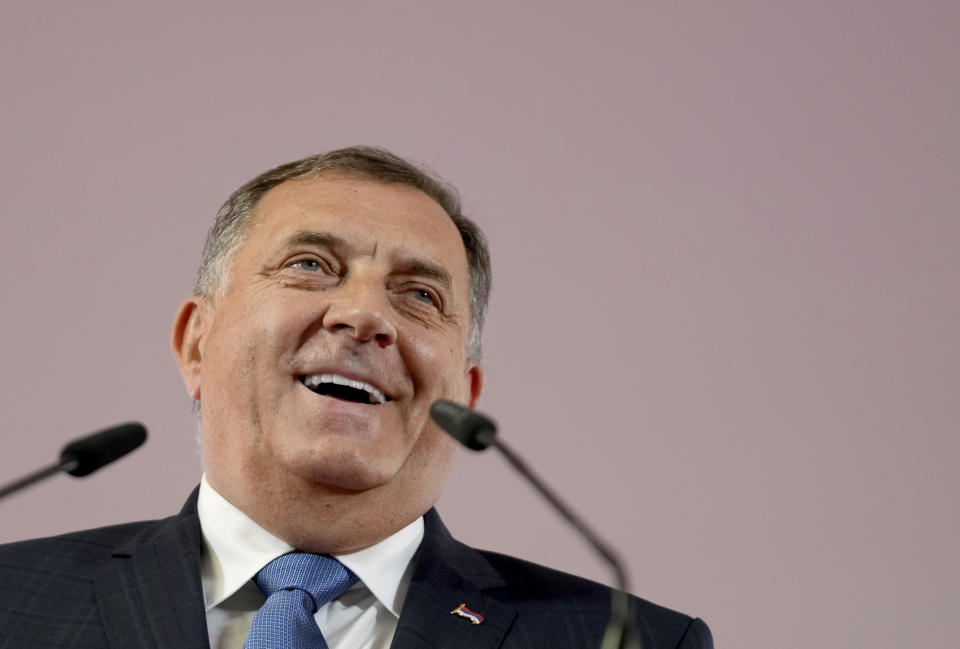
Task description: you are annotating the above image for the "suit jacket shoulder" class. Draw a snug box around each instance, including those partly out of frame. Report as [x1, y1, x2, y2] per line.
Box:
[0, 489, 209, 649]
[392, 509, 713, 649]
[476, 549, 712, 649]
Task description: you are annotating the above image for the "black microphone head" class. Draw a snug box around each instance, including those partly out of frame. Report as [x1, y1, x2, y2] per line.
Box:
[430, 400, 497, 451]
[59, 422, 147, 477]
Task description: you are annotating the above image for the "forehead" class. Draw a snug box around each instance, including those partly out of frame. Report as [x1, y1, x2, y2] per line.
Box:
[242, 174, 469, 275]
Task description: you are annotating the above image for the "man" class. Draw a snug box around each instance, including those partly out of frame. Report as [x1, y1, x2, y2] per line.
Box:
[0, 147, 712, 648]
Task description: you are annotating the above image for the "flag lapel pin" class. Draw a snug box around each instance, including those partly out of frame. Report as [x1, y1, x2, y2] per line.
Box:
[450, 602, 484, 625]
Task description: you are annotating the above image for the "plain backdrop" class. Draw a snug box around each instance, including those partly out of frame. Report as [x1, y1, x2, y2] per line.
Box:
[1, 2, 957, 648]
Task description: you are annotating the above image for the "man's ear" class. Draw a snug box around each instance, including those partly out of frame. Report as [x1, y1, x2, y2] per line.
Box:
[465, 362, 484, 409]
[171, 295, 211, 401]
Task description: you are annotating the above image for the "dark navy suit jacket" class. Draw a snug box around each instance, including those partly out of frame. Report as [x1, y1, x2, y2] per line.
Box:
[0, 489, 712, 648]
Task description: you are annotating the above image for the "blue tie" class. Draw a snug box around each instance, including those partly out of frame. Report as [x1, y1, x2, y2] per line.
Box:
[243, 552, 359, 649]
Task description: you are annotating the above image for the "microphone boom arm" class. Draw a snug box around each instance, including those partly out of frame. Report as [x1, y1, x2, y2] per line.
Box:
[0, 457, 78, 500]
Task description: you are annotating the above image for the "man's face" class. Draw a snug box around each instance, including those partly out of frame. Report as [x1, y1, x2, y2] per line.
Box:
[173, 174, 481, 541]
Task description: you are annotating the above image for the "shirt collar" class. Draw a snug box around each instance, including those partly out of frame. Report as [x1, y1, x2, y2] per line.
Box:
[197, 475, 424, 617]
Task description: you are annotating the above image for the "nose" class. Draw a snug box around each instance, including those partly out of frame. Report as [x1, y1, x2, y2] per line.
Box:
[321, 271, 398, 347]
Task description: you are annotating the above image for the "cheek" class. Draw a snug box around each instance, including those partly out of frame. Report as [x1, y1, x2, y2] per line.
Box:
[200, 300, 291, 429]
[407, 424, 458, 479]
[424, 432, 458, 497]
[220, 296, 304, 373]
[402, 330, 470, 394]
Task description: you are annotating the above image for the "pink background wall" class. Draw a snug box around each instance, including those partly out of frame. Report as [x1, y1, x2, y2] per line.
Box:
[2, 2, 957, 647]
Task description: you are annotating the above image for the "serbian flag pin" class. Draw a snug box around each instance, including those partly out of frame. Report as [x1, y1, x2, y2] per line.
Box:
[450, 603, 484, 625]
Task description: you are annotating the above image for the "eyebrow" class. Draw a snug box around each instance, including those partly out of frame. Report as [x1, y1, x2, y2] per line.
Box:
[398, 259, 452, 290]
[283, 231, 345, 249]
[282, 230, 452, 289]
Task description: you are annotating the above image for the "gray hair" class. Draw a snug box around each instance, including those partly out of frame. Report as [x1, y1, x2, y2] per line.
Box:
[194, 146, 491, 359]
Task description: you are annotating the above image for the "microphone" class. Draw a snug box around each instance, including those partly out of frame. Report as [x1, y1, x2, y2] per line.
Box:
[430, 400, 641, 649]
[429, 400, 496, 450]
[0, 422, 147, 500]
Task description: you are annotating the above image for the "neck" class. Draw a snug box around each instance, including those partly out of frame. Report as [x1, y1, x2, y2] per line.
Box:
[204, 467, 434, 554]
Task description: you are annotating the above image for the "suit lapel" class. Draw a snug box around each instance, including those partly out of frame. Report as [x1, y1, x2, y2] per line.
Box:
[390, 510, 516, 649]
[95, 488, 210, 649]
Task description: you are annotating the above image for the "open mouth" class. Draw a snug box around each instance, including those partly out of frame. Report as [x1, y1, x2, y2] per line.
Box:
[300, 374, 391, 405]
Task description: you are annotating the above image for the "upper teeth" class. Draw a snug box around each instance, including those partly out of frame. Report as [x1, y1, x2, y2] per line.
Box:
[303, 373, 387, 405]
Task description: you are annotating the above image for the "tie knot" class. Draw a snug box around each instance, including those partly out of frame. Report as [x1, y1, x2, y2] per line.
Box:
[254, 552, 358, 613]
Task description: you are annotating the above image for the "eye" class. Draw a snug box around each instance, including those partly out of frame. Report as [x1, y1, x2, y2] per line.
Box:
[411, 288, 440, 307]
[289, 257, 325, 273]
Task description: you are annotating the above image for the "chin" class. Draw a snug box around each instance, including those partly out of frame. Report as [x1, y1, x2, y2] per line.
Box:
[283, 447, 403, 493]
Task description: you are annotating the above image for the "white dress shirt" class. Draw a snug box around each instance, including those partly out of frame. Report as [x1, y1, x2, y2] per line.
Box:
[197, 476, 423, 649]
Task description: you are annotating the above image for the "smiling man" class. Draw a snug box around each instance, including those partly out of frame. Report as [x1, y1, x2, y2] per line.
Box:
[0, 147, 711, 649]
[173, 166, 482, 556]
